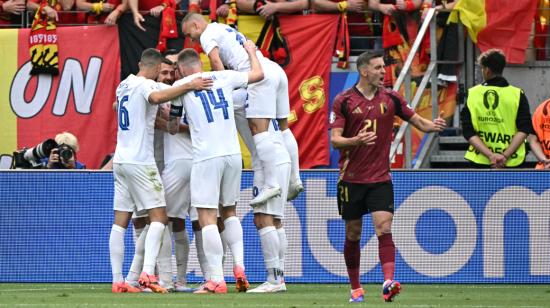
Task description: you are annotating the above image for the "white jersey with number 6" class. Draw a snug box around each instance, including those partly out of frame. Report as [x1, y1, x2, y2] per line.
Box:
[113, 74, 159, 165]
[172, 71, 248, 162]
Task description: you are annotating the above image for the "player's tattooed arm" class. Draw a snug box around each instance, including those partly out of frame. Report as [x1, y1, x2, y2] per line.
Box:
[148, 77, 213, 105]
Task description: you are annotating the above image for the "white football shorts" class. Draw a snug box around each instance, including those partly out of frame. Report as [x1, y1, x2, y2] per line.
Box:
[190, 154, 242, 209]
[253, 162, 290, 218]
[246, 59, 290, 120]
[113, 163, 166, 213]
[162, 158, 192, 219]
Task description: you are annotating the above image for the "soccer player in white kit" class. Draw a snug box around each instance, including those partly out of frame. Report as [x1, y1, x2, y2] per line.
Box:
[110, 48, 213, 293]
[181, 13, 304, 205]
[169, 41, 264, 294]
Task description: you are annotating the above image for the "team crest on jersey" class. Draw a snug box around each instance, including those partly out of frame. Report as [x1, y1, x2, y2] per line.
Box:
[329, 111, 336, 124]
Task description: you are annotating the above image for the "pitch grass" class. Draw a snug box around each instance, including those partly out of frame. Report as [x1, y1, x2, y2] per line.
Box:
[0, 283, 549, 307]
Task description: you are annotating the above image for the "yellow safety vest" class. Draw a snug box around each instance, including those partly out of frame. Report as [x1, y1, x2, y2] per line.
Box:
[464, 84, 526, 166]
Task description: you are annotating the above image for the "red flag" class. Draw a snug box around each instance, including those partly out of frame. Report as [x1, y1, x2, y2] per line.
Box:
[278, 15, 339, 168]
[16, 26, 119, 168]
[477, 0, 538, 64]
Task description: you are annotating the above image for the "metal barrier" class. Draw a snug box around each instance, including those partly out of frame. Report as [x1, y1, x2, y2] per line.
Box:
[389, 8, 467, 169]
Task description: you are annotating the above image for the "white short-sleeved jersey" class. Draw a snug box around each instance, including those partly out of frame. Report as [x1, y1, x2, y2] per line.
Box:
[172, 70, 248, 162]
[200, 22, 264, 72]
[113, 74, 159, 164]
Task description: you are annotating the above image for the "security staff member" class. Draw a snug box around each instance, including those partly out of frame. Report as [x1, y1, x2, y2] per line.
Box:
[461, 49, 535, 168]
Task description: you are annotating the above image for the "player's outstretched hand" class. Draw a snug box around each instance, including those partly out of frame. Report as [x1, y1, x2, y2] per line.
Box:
[431, 111, 447, 132]
[243, 40, 257, 54]
[190, 76, 213, 90]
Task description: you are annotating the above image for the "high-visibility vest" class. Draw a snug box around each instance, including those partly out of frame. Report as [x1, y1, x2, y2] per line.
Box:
[464, 84, 526, 166]
[532, 99, 550, 169]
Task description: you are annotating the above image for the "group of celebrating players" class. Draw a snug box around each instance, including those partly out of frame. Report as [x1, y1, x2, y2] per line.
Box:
[108, 13, 303, 295]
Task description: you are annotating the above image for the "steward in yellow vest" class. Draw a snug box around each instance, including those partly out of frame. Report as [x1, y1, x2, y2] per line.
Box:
[460, 49, 535, 168]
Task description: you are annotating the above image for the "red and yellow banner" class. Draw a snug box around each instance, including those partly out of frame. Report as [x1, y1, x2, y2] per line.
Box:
[240, 15, 338, 168]
[0, 26, 119, 168]
[450, 0, 537, 64]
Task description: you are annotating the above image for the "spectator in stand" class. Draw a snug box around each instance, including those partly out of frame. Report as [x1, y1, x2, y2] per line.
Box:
[129, 0, 181, 31]
[312, 0, 365, 14]
[27, 0, 86, 24]
[76, 0, 127, 25]
[237, 0, 308, 19]
[0, 0, 26, 27]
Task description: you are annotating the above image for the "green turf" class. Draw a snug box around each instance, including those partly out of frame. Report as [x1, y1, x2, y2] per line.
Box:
[0, 283, 549, 307]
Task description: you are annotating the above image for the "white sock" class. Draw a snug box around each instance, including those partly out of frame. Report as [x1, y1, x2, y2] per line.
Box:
[157, 227, 173, 285]
[253, 131, 279, 189]
[127, 225, 149, 283]
[259, 226, 281, 284]
[220, 230, 228, 267]
[222, 216, 244, 268]
[109, 224, 126, 283]
[194, 229, 208, 279]
[202, 224, 224, 283]
[173, 230, 190, 284]
[281, 129, 301, 184]
[133, 226, 144, 245]
[143, 221, 166, 275]
[276, 228, 288, 273]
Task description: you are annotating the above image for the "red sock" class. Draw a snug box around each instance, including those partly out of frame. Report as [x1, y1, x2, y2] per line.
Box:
[378, 233, 395, 281]
[344, 239, 361, 289]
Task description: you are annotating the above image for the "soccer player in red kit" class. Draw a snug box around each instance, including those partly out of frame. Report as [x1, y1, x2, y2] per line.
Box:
[330, 50, 446, 303]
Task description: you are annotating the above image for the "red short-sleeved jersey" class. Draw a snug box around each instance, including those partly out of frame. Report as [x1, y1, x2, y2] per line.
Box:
[330, 86, 414, 184]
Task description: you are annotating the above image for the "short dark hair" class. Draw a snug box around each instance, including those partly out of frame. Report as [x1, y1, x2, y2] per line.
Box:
[140, 48, 163, 67]
[356, 50, 384, 70]
[177, 48, 201, 67]
[162, 58, 174, 66]
[478, 49, 506, 75]
[162, 49, 179, 57]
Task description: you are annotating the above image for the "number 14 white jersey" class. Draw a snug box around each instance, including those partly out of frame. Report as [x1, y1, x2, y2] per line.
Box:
[173, 71, 248, 162]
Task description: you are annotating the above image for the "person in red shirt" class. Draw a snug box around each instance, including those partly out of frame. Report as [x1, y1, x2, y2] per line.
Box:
[76, 0, 126, 25]
[330, 50, 446, 303]
[27, 0, 85, 25]
[0, 0, 26, 27]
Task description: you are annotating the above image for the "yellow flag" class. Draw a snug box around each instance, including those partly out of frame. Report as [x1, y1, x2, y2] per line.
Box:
[448, 0, 487, 43]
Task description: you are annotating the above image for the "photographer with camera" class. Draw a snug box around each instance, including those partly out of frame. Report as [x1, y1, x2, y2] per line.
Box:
[42, 132, 86, 169]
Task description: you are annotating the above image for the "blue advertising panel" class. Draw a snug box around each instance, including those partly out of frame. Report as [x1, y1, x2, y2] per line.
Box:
[1, 170, 549, 283]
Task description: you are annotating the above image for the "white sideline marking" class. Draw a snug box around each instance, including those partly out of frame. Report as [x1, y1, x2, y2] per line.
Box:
[0, 286, 100, 292]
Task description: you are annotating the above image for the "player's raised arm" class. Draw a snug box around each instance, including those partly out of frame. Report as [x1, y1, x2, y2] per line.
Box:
[243, 40, 264, 84]
[148, 77, 213, 105]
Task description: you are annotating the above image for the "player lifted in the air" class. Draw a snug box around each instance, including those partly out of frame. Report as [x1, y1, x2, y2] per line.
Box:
[181, 14, 304, 206]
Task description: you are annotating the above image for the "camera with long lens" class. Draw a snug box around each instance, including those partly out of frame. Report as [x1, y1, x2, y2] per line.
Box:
[13, 139, 58, 169]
